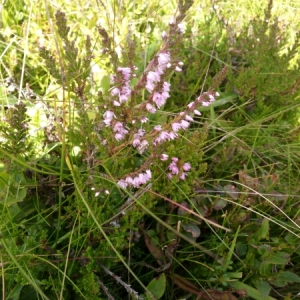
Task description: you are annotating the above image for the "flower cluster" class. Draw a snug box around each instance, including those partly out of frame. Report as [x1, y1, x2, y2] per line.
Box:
[101, 16, 223, 191]
[118, 170, 152, 189]
[145, 52, 172, 113]
[167, 157, 191, 180]
[113, 121, 128, 141]
[110, 67, 136, 106]
[132, 129, 149, 154]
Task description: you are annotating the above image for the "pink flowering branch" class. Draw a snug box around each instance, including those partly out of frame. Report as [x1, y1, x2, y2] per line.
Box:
[97, 9, 228, 190]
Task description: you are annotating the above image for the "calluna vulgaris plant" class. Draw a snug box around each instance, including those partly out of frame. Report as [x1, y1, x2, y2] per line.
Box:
[0, 1, 247, 299]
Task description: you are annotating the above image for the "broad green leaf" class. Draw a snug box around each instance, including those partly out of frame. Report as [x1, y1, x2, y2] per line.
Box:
[267, 252, 290, 265]
[253, 279, 271, 298]
[278, 271, 300, 283]
[147, 274, 166, 299]
[268, 278, 286, 288]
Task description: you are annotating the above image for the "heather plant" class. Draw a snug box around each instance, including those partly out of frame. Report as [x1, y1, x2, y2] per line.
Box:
[1, 0, 300, 299]
[0, 1, 228, 298]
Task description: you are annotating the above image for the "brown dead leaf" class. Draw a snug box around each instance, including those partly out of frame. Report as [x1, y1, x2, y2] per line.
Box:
[143, 231, 164, 266]
[239, 170, 260, 190]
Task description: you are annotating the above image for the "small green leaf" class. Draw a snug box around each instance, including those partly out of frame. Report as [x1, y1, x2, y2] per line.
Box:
[213, 198, 227, 210]
[253, 279, 271, 298]
[257, 244, 272, 256]
[278, 271, 300, 283]
[268, 278, 286, 288]
[99, 75, 111, 93]
[235, 242, 247, 257]
[251, 219, 269, 242]
[147, 274, 166, 299]
[284, 233, 298, 246]
[259, 261, 271, 275]
[267, 252, 290, 265]
[182, 223, 201, 238]
[230, 281, 277, 300]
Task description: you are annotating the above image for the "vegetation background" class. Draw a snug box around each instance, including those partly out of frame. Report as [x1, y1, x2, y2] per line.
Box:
[0, 0, 300, 299]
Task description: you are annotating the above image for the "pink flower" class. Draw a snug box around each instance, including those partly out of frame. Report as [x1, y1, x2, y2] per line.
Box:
[180, 120, 190, 130]
[175, 66, 182, 72]
[146, 80, 156, 92]
[138, 140, 149, 154]
[111, 87, 120, 96]
[156, 66, 165, 75]
[194, 109, 201, 116]
[172, 122, 182, 132]
[153, 92, 166, 108]
[177, 23, 186, 33]
[161, 91, 170, 101]
[113, 122, 128, 141]
[158, 52, 171, 66]
[180, 172, 187, 180]
[169, 16, 175, 25]
[160, 154, 169, 161]
[209, 94, 215, 102]
[168, 131, 178, 140]
[147, 71, 161, 82]
[187, 102, 194, 109]
[137, 129, 145, 137]
[159, 131, 170, 141]
[185, 115, 193, 122]
[146, 70, 162, 92]
[113, 122, 124, 132]
[119, 85, 131, 103]
[145, 169, 152, 179]
[118, 179, 128, 189]
[154, 131, 169, 145]
[163, 82, 171, 92]
[132, 138, 141, 147]
[115, 132, 125, 141]
[169, 161, 179, 175]
[103, 110, 116, 126]
[183, 163, 191, 171]
[121, 170, 152, 189]
[125, 177, 134, 185]
[140, 117, 148, 123]
[146, 103, 156, 113]
[117, 67, 131, 81]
